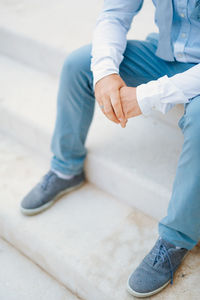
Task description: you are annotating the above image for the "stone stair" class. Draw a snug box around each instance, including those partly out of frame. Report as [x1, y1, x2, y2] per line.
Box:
[0, 0, 199, 299]
[1, 133, 200, 300]
[0, 238, 80, 300]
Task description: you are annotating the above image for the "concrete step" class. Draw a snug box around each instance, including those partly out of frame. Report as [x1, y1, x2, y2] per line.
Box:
[0, 54, 184, 219]
[0, 0, 156, 77]
[0, 133, 199, 300]
[0, 238, 81, 300]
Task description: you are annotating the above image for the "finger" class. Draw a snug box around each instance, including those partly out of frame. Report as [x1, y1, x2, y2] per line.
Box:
[98, 102, 104, 110]
[95, 96, 105, 112]
[119, 118, 128, 128]
[102, 96, 120, 124]
[110, 90, 126, 120]
[120, 120, 128, 128]
[110, 90, 127, 125]
[110, 91, 127, 128]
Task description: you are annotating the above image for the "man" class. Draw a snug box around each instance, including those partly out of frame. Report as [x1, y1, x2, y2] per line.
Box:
[21, 0, 200, 297]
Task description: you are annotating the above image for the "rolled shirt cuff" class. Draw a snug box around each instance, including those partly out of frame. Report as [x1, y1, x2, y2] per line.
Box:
[92, 69, 119, 91]
[136, 75, 189, 115]
[91, 53, 122, 91]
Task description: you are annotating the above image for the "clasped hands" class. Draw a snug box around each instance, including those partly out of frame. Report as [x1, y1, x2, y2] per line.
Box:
[94, 73, 142, 128]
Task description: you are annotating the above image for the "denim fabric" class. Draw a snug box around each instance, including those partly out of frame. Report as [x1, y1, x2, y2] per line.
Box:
[159, 95, 200, 250]
[171, 0, 200, 63]
[51, 35, 199, 249]
[153, 0, 200, 62]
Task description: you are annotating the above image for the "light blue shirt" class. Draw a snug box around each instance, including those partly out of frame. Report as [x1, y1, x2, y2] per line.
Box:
[91, 0, 200, 114]
[170, 0, 200, 63]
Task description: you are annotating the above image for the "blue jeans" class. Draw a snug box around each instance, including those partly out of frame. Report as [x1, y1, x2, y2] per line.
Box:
[51, 33, 200, 250]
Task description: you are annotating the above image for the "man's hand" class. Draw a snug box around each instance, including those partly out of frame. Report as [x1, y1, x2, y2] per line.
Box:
[94, 74, 128, 128]
[119, 86, 142, 119]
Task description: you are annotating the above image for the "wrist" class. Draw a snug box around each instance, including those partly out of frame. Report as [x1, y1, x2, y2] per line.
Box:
[136, 81, 160, 115]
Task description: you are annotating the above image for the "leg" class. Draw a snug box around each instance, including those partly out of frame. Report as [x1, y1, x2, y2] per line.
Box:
[21, 34, 196, 218]
[51, 44, 95, 176]
[22, 35, 172, 215]
[122, 34, 198, 298]
[159, 95, 200, 250]
[51, 33, 191, 176]
[127, 95, 200, 297]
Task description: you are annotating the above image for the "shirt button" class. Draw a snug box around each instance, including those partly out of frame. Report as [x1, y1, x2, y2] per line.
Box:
[181, 33, 186, 38]
[180, 13, 185, 18]
[177, 53, 183, 58]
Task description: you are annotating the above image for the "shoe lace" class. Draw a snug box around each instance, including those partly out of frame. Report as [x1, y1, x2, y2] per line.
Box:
[152, 242, 174, 284]
[41, 171, 55, 190]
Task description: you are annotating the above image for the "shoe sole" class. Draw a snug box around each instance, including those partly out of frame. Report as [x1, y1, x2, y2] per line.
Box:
[126, 251, 189, 298]
[20, 180, 85, 216]
[127, 279, 170, 298]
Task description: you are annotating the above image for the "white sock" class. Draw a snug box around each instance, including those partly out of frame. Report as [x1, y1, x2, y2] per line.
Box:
[52, 169, 75, 180]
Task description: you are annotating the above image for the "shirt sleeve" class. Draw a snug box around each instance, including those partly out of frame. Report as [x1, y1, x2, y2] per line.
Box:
[136, 63, 200, 115]
[90, 0, 144, 90]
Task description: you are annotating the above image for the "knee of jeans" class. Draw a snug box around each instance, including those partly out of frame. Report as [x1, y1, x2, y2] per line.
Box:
[61, 43, 92, 78]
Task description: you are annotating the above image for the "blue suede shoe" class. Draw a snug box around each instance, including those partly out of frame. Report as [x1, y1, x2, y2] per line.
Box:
[20, 170, 85, 216]
[127, 237, 188, 298]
